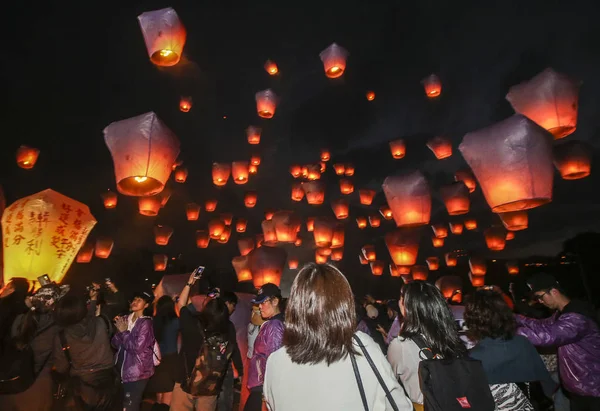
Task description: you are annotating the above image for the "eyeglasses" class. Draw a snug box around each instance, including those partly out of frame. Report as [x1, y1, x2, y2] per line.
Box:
[533, 291, 549, 301]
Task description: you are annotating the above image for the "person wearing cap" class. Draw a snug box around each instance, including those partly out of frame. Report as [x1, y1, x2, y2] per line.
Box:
[112, 291, 157, 411]
[515, 273, 600, 409]
[244, 283, 285, 411]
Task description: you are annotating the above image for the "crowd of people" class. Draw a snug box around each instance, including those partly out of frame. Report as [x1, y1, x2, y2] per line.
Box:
[0, 266, 599, 411]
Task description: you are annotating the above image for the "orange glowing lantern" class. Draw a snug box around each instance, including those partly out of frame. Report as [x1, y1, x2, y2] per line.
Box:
[250, 155, 261, 166]
[95, 238, 114, 259]
[247, 126, 261, 145]
[208, 219, 226, 239]
[398, 266, 411, 276]
[138, 7, 186, 67]
[306, 164, 321, 181]
[302, 182, 325, 205]
[339, 179, 354, 195]
[205, 199, 218, 212]
[389, 139, 406, 159]
[244, 191, 257, 208]
[383, 171, 431, 227]
[505, 231, 515, 241]
[359, 254, 369, 265]
[320, 149, 331, 162]
[459, 114, 554, 213]
[273, 211, 301, 243]
[159, 188, 172, 208]
[435, 275, 463, 302]
[389, 264, 400, 277]
[368, 215, 381, 228]
[212, 163, 231, 186]
[470, 272, 486, 287]
[450, 222, 464, 235]
[218, 226, 231, 244]
[306, 217, 315, 232]
[264, 60, 278, 75]
[220, 213, 233, 226]
[333, 164, 345, 175]
[262, 220, 277, 245]
[248, 245, 287, 287]
[290, 164, 302, 178]
[313, 218, 334, 248]
[294, 238, 302, 246]
[412, 265, 429, 281]
[385, 229, 419, 266]
[356, 217, 367, 229]
[16, 145, 40, 169]
[288, 258, 299, 269]
[236, 218, 247, 233]
[432, 237, 444, 247]
[469, 257, 487, 275]
[485, 227, 507, 251]
[232, 256, 252, 282]
[362, 245, 376, 262]
[319, 43, 348, 78]
[138, 196, 161, 216]
[104, 112, 180, 196]
[231, 161, 249, 184]
[499, 211, 528, 231]
[426, 257, 440, 271]
[445, 252, 458, 267]
[366, 91, 376, 101]
[344, 164, 355, 176]
[506, 68, 580, 139]
[256, 89, 278, 119]
[174, 167, 188, 183]
[464, 219, 477, 230]
[370, 261, 385, 276]
[186, 203, 201, 221]
[264, 209, 275, 221]
[195, 230, 210, 248]
[153, 254, 168, 271]
[101, 190, 118, 209]
[440, 182, 470, 215]
[454, 169, 477, 193]
[179, 97, 192, 112]
[431, 224, 448, 238]
[248, 164, 258, 175]
[422, 74, 442, 98]
[154, 225, 173, 245]
[331, 225, 345, 248]
[315, 251, 329, 264]
[506, 260, 519, 275]
[76, 243, 94, 263]
[317, 247, 332, 256]
[553, 140, 592, 180]
[379, 205, 393, 220]
[401, 274, 413, 284]
[359, 189, 376, 205]
[291, 184, 305, 202]
[427, 136, 453, 160]
[320, 161, 327, 172]
[331, 199, 349, 220]
[238, 238, 255, 256]
[256, 234, 264, 248]
[331, 248, 344, 261]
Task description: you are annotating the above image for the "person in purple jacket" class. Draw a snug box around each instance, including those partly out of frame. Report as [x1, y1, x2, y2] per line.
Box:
[112, 291, 156, 411]
[516, 273, 600, 411]
[244, 283, 284, 411]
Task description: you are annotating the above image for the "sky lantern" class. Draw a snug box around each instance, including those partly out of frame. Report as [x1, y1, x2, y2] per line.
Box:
[412, 265, 429, 281]
[505, 231, 515, 241]
[256, 89, 278, 119]
[262, 220, 277, 245]
[445, 252, 458, 267]
[389, 139, 406, 159]
[16, 145, 40, 169]
[306, 217, 315, 232]
[179, 97, 192, 112]
[359, 254, 368, 265]
[154, 225, 173, 245]
[288, 258, 299, 269]
[153, 254, 168, 271]
[236, 218, 247, 233]
[379, 205, 393, 220]
[317, 247, 332, 256]
[427, 136, 453, 159]
[469, 257, 487, 275]
[506, 68, 580, 139]
[208, 219, 225, 239]
[333, 164, 345, 175]
[247, 126, 261, 145]
[366, 91, 376, 101]
[76, 243, 94, 263]
[306, 164, 321, 181]
[250, 154, 261, 166]
[238, 238, 254, 256]
[217, 226, 231, 243]
[435, 275, 463, 302]
[331, 224, 345, 248]
[470, 272, 485, 287]
[220, 213, 233, 226]
[291, 184, 305, 202]
[383, 171, 431, 227]
[320, 149, 331, 162]
[159, 188, 172, 208]
[368, 214, 381, 228]
[273, 211, 301, 243]
[449, 222, 464, 235]
[248, 164, 258, 175]
[205, 199, 218, 212]
[361, 245, 376, 262]
[95, 238, 114, 259]
[231, 161, 249, 184]
[302, 181, 325, 205]
[426, 257, 440, 271]
[432, 236, 444, 247]
[356, 216, 367, 229]
[401, 274, 413, 284]
[137, 7, 186, 67]
[359, 189, 376, 205]
[440, 182, 470, 215]
[331, 248, 344, 261]
[195, 230, 210, 248]
[256, 234, 264, 248]
[459, 114, 554, 213]
[344, 164, 355, 176]
[138, 196, 161, 216]
[385, 229, 419, 266]
[331, 199, 349, 220]
[389, 264, 400, 277]
[422, 74, 442, 98]
[313, 218, 334, 248]
[186, 203, 200, 221]
[506, 260, 519, 275]
[101, 190, 117, 209]
[244, 191, 257, 208]
[248, 245, 287, 287]
[264, 209, 275, 221]
[464, 219, 477, 230]
[290, 164, 302, 178]
[264, 60, 278, 75]
[174, 167, 188, 183]
[319, 42, 348, 78]
[232, 256, 252, 282]
[294, 238, 302, 247]
[431, 224, 448, 238]
[315, 251, 329, 264]
[104, 112, 180, 196]
[499, 211, 528, 231]
[212, 163, 231, 186]
[320, 162, 327, 173]
[553, 140, 592, 180]
[454, 169, 477, 193]
[485, 227, 507, 251]
[370, 261, 385, 276]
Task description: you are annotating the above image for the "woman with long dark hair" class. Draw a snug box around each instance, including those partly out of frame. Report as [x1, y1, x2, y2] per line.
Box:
[387, 281, 466, 409]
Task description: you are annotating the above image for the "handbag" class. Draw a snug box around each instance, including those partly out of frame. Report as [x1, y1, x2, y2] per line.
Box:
[350, 334, 400, 411]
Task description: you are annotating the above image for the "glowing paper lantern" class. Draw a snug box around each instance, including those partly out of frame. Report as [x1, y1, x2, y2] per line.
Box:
[261, 220, 277, 245]
[449, 222, 464, 235]
[370, 261, 385, 276]
[385, 229, 419, 266]
[205, 199, 218, 212]
[553, 140, 592, 180]
[432, 237, 444, 247]
[250, 155, 261, 166]
[231, 161, 249, 185]
[440, 182, 470, 215]
[220, 213, 233, 226]
[431, 224, 448, 238]
[247, 126, 261, 145]
[333, 164, 345, 175]
[459, 114, 554, 213]
[232, 256, 252, 282]
[244, 191, 257, 208]
[154, 225, 173, 245]
[212, 163, 231, 186]
[264, 60, 278, 75]
[236, 218, 247, 233]
[306, 164, 321, 181]
[339, 179, 354, 195]
[470, 272, 485, 287]
[302, 182, 325, 205]
[76, 243, 94, 263]
[238, 238, 254, 256]
[331, 199, 349, 220]
[95, 238, 114, 259]
[174, 167, 188, 183]
[379, 206, 393, 220]
[344, 164, 355, 176]
[317, 247, 332, 256]
[464, 219, 477, 230]
[186, 203, 200, 221]
[248, 245, 287, 287]
[427, 136, 452, 159]
[383, 171, 431, 227]
[359, 254, 368, 265]
[361, 245, 376, 262]
[153, 254, 168, 271]
[208, 219, 226, 239]
[272, 211, 300, 243]
[499, 211, 528, 231]
[422, 74, 442, 98]
[507, 260, 519, 275]
[320, 161, 327, 173]
[16, 145, 40, 169]
[137, 7, 186, 67]
[469, 257, 487, 275]
[315, 251, 328, 264]
[412, 265, 429, 281]
[435, 275, 463, 302]
[506, 68, 580, 139]
[264, 209, 275, 221]
[159, 188, 172, 208]
[288, 258, 299, 269]
[445, 252, 457, 267]
[138, 196, 161, 216]
[179, 97, 192, 113]
[306, 217, 315, 232]
[359, 189, 376, 205]
[248, 164, 258, 175]
[401, 274, 413, 284]
[506, 231, 515, 241]
[291, 184, 305, 202]
[319, 43, 348, 78]
[366, 91, 376, 101]
[356, 217, 367, 229]
[294, 238, 302, 247]
[389, 139, 406, 159]
[320, 149, 331, 162]
[331, 225, 345, 248]
[331, 248, 344, 261]
[426, 257, 439, 271]
[195, 230, 210, 248]
[101, 191, 117, 209]
[256, 89, 277, 119]
[290, 165, 302, 178]
[104, 112, 180, 196]
[485, 227, 507, 251]
[218, 226, 231, 244]
[454, 169, 477, 193]
[389, 264, 401, 277]
[313, 218, 334, 248]
[368, 215, 381, 228]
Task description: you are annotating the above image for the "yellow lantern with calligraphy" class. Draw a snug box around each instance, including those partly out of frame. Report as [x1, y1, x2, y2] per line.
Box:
[101, 190, 117, 209]
[232, 161, 249, 184]
[76, 243, 94, 263]
[179, 97, 192, 112]
[232, 256, 253, 282]
[153, 254, 168, 271]
[196, 230, 210, 248]
[370, 261, 385, 276]
[383, 171, 431, 227]
[422, 74, 442, 98]
[412, 265, 429, 281]
[356, 217, 367, 229]
[138, 196, 161, 216]
[137, 7, 186, 67]
[238, 238, 255, 256]
[154, 225, 173, 245]
[16, 145, 40, 169]
[205, 199, 218, 212]
[2, 189, 96, 283]
[319, 43, 348, 78]
[359, 189, 376, 205]
[248, 245, 287, 287]
[256, 89, 278, 119]
[454, 169, 477, 193]
[212, 163, 231, 186]
[95, 238, 113, 259]
[244, 191, 257, 208]
[389, 139, 406, 159]
[186, 203, 201, 221]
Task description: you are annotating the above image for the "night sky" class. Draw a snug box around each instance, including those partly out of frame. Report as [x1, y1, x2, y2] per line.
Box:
[2, 0, 599, 297]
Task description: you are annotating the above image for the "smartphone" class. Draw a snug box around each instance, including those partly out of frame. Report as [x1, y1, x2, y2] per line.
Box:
[37, 274, 51, 286]
[193, 266, 205, 280]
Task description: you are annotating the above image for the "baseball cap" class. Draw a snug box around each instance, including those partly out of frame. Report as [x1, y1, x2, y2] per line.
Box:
[252, 283, 281, 304]
[132, 291, 154, 304]
[527, 273, 560, 293]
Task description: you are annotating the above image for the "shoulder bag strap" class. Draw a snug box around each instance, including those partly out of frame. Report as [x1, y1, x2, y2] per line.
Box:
[410, 335, 435, 360]
[58, 329, 73, 367]
[352, 335, 400, 411]
[350, 351, 369, 411]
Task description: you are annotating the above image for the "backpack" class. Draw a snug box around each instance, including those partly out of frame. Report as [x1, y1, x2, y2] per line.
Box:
[184, 330, 233, 397]
[412, 336, 495, 411]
